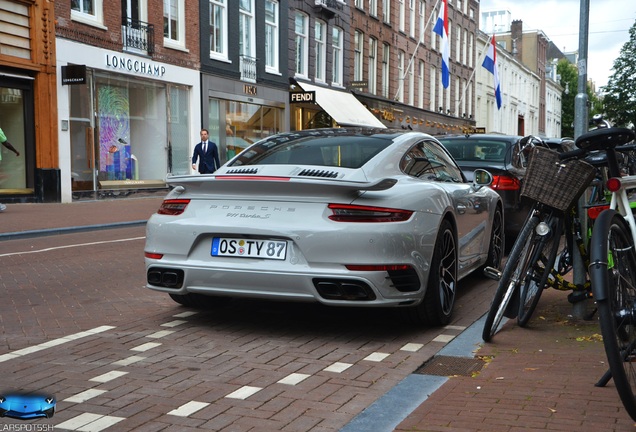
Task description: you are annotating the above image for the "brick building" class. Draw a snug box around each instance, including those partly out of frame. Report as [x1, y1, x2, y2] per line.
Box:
[54, 0, 201, 202]
[0, 0, 58, 203]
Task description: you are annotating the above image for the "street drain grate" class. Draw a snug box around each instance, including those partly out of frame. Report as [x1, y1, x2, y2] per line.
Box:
[414, 355, 486, 377]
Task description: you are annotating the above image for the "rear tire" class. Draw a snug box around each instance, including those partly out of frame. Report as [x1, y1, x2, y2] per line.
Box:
[481, 205, 504, 271]
[590, 210, 636, 421]
[404, 220, 457, 326]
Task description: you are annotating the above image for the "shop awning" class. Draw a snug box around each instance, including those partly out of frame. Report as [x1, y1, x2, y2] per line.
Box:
[297, 82, 386, 128]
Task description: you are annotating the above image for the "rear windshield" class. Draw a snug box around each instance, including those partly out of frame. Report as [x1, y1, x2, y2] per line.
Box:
[228, 134, 391, 168]
[439, 139, 510, 163]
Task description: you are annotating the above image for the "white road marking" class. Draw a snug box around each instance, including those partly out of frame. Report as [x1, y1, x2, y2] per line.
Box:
[64, 389, 108, 403]
[278, 373, 310, 385]
[323, 362, 353, 373]
[225, 386, 262, 400]
[0, 326, 115, 363]
[173, 311, 198, 318]
[400, 343, 424, 352]
[112, 355, 146, 366]
[161, 320, 187, 327]
[89, 371, 128, 383]
[364, 352, 390, 362]
[0, 237, 145, 257]
[130, 342, 162, 352]
[445, 325, 466, 331]
[146, 330, 175, 339]
[432, 334, 456, 343]
[56, 413, 125, 431]
[168, 401, 210, 417]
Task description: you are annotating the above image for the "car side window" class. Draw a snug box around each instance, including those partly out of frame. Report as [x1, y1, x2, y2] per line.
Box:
[400, 140, 463, 182]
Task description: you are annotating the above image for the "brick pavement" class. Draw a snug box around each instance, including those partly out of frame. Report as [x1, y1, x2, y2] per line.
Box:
[1, 198, 635, 430]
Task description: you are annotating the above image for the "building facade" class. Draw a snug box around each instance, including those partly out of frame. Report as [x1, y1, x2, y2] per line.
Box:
[0, 0, 58, 203]
[349, 0, 480, 135]
[55, 0, 201, 202]
[199, 0, 291, 165]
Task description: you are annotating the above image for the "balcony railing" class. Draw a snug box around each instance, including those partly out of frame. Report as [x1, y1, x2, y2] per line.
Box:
[240, 55, 258, 83]
[122, 18, 154, 55]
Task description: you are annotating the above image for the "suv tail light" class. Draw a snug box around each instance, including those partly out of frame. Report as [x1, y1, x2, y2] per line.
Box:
[328, 204, 413, 222]
[158, 199, 190, 215]
[491, 175, 521, 191]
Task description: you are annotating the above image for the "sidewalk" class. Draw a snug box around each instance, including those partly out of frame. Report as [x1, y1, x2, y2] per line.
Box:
[1, 199, 634, 430]
[0, 197, 163, 239]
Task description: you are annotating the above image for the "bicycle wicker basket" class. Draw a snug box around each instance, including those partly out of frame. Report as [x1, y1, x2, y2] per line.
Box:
[520, 146, 596, 212]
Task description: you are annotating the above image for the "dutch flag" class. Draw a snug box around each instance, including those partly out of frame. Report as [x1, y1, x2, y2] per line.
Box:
[433, 0, 450, 88]
[482, 34, 502, 110]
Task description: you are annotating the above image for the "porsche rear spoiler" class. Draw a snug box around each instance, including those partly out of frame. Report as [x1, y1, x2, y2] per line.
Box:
[165, 174, 398, 199]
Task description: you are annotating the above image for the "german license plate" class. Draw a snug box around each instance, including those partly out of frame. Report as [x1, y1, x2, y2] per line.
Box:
[211, 238, 287, 260]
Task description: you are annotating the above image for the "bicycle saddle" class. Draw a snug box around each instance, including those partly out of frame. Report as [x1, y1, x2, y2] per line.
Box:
[575, 127, 635, 151]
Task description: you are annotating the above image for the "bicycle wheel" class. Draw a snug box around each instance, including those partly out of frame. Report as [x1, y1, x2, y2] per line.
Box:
[590, 209, 636, 421]
[517, 212, 563, 327]
[482, 213, 540, 342]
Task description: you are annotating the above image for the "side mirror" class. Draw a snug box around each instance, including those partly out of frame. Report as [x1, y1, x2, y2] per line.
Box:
[473, 169, 493, 188]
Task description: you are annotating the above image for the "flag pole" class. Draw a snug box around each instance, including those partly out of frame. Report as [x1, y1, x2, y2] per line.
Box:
[394, 0, 441, 101]
[456, 33, 493, 115]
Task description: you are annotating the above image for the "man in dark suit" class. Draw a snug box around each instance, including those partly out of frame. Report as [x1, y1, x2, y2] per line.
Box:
[191, 128, 221, 174]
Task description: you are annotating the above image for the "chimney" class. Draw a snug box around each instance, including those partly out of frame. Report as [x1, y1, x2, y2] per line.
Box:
[511, 20, 523, 59]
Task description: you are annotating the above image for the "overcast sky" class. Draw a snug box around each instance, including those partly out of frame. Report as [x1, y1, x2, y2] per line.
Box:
[480, 0, 636, 89]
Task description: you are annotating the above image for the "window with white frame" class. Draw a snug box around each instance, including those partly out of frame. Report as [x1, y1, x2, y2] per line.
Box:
[369, 0, 377, 17]
[455, 24, 461, 63]
[71, 0, 103, 26]
[315, 19, 326, 82]
[408, 58, 414, 106]
[295, 12, 309, 77]
[264, 0, 279, 73]
[368, 37, 378, 95]
[382, 43, 390, 98]
[382, 0, 391, 24]
[354, 30, 364, 81]
[468, 33, 474, 67]
[430, 65, 436, 111]
[355, 0, 364, 8]
[399, 0, 405, 32]
[418, 0, 425, 41]
[210, 0, 228, 59]
[418, 60, 424, 109]
[332, 26, 344, 86]
[409, 0, 415, 39]
[164, 0, 185, 48]
[397, 50, 404, 102]
[462, 28, 467, 65]
[239, 0, 255, 58]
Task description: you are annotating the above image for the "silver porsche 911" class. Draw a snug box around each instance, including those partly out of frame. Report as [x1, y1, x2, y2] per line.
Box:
[144, 128, 503, 326]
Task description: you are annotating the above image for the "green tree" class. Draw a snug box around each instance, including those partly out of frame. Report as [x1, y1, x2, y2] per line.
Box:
[558, 58, 604, 137]
[601, 20, 636, 128]
[558, 59, 577, 137]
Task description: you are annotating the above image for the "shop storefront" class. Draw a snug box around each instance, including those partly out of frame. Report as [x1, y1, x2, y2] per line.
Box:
[201, 75, 288, 163]
[290, 81, 385, 130]
[56, 40, 201, 202]
[0, 73, 34, 197]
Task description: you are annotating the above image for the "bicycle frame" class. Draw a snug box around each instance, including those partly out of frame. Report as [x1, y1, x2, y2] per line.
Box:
[608, 175, 636, 242]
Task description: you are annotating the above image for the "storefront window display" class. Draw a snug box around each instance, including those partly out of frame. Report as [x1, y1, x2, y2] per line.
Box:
[208, 98, 283, 162]
[70, 70, 190, 196]
[0, 85, 28, 192]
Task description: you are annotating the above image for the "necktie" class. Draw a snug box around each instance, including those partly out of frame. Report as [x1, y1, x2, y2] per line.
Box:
[203, 142, 207, 154]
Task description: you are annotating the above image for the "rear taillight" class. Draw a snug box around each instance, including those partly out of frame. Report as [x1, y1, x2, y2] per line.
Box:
[145, 252, 164, 259]
[607, 177, 622, 192]
[492, 175, 521, 191]
[328, 204, 413, 222]
[157, 199, 190, 215]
